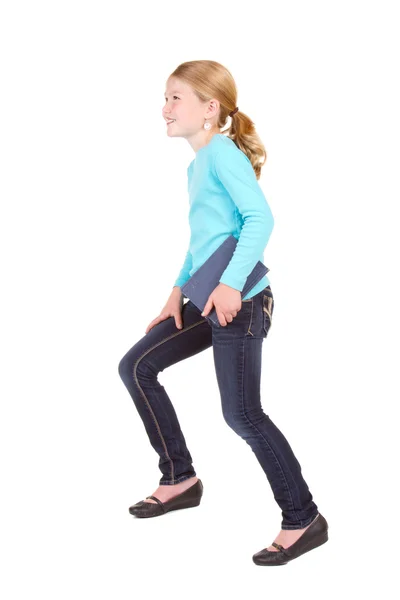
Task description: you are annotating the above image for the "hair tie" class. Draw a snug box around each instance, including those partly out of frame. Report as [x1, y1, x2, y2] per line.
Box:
[229, 106, 239, 117]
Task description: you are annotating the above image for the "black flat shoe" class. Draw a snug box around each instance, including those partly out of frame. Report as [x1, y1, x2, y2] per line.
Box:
[252, 512, 329, 566]
[129, 478, 203, 518]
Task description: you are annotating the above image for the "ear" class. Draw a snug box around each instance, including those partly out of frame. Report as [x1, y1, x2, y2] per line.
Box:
[205, 98, 220, 120]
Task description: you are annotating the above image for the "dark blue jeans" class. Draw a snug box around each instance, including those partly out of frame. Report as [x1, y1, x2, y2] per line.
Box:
[118, 285, 319, 529]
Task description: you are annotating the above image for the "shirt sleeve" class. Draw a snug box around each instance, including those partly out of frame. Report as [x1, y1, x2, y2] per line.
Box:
[173, 164, 194, 288]
[214, 145, 274, 291]
[173, 248, 193, 288]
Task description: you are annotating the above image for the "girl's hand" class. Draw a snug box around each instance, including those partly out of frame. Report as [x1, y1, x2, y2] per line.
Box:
[145, 288, 184, 334]
[201, 283, 242, 326]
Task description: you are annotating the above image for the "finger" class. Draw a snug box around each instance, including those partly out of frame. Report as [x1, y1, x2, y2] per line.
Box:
[145, 317, 160, 333]
[216, 309, 227, 327]
[175, 318, 183, 329]
[201, 301, 210, 317]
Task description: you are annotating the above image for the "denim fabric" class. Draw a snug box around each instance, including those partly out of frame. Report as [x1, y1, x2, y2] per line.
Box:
[118, 285, 319, 529]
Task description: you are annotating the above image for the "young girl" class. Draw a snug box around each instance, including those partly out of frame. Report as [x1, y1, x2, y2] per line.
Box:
[118, 60, 328, 566]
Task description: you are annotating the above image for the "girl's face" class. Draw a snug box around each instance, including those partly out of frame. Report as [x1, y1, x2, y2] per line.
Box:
[162, 77, 219, 140]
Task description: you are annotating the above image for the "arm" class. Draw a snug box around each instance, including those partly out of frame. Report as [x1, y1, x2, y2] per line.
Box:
[173, 247, 193, 289]
[214, 147, 274, 291]
[173, 163, 194, 290]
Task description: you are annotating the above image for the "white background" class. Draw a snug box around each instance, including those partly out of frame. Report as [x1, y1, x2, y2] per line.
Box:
[1, 0, 399, 597]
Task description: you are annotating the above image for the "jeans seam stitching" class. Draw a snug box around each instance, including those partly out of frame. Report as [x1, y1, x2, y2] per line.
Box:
[238, 339, 295, 517]
[133, 319, 206, 483]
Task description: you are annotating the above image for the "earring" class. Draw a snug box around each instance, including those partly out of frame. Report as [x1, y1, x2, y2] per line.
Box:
[204, 121, 211, 130]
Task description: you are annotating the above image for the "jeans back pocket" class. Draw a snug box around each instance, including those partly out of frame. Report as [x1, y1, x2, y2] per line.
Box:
[262, 293, 274, 337]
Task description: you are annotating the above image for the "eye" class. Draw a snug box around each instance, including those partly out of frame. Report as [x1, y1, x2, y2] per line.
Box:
[164, 96, 180, 101]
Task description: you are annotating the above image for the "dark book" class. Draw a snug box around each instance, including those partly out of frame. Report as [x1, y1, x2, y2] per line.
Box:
[180, 234, 269, 327]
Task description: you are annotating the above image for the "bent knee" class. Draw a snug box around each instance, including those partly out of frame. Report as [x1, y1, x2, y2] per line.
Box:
[118, 354, 133, 382]
[118, 351, 157, 383]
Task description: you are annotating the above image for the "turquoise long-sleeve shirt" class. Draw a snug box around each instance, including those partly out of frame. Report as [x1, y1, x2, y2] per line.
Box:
[174, 133, 274, 301]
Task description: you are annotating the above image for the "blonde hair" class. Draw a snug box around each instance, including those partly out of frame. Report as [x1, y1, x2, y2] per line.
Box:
[168, 60, 267, 180]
